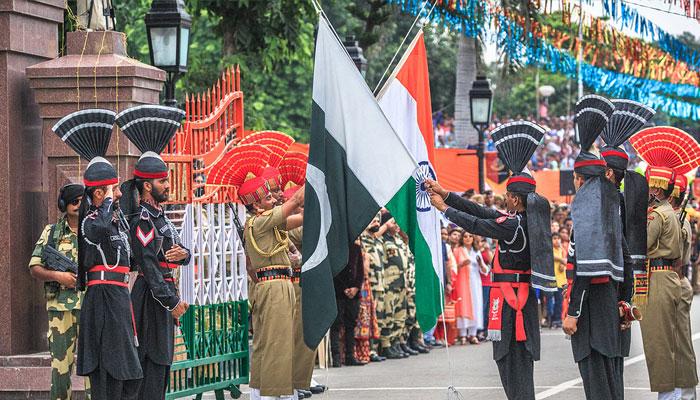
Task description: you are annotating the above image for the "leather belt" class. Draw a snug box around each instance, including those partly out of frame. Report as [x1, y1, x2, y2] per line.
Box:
[648, 258, 674, 273]
[292, 267, 301, 283]
[87, 265, 130, 288]
[649, 258, 675, 267]
[491, 272, 531, 283]
[256, 267, 292, 282]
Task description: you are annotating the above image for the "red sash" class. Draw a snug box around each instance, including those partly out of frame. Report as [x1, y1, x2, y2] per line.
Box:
[487, 247, 530, 342]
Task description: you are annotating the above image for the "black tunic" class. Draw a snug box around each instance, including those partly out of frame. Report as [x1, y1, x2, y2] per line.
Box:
[130, 202, 191, 366]
[567, 229, 633, 362]
[77, 198, 142, 380]
[443, 194, 540, 361]
[617, 193, 634, 358]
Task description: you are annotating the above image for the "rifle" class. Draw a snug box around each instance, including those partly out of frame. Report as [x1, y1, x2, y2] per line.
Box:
[227, 203, 246, 246]
[679, 182, 693, 225]
[41, 224, 78, 275]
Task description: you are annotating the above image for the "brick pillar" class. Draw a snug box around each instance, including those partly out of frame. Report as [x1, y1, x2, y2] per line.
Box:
[0, 0, 64, 356]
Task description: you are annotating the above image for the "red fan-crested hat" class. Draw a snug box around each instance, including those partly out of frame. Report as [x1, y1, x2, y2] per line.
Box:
[206, 144, 271, 205]
[630, 126, 700, 190]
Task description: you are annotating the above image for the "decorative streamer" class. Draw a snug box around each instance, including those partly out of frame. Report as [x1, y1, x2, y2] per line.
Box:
[386, 0, 700, 120]
[602, 0, 700, 71]
[508, 12, 700, 86]
[494, 13, 700, 120]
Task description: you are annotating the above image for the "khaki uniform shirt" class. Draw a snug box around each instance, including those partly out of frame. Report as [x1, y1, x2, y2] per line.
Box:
[244, 206, 291, 270]
[647, 200, 681, 260]
[28, 217, 83, 311]
[676, 209, 692, 266]
[288, 227, 303, 253]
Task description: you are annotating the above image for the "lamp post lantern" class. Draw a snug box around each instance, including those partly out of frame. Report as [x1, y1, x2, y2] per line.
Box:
[469, 75, 493, 194]
[145, 0, 192, 107]
[343, 35, 368, 77]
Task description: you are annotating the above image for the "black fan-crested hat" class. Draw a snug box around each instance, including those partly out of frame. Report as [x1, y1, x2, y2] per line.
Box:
[574, 95, 615, 176]
[116, 105, 185, 179]
[600, 99, 655, 170]
[52, 109, 118, 187]
[491, 120, 545, 193]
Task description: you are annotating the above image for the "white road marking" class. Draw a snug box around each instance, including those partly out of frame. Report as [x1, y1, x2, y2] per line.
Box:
[536, 332, 700, 399]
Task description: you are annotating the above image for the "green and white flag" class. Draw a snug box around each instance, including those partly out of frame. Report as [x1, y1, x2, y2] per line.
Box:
[301, 17, 418, 348]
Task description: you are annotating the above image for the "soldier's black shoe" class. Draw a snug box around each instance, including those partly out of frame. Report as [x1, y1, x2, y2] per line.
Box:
[380, 345, 402, 359]
[392, 343, 409, 358]
[410, 342, 430, 354]
[297, 389, 313, 398]
[370, 353, 386, 362]
[401, 343, 419, 356]
[310, 385, 326, 394]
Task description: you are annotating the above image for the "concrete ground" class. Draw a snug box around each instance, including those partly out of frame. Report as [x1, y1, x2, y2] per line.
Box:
[205, 296, 700, 400]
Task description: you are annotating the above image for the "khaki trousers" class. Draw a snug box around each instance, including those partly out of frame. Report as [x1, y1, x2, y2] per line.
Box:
[249, 279, 296, 396]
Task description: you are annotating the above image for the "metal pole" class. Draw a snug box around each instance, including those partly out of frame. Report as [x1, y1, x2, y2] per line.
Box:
[577, 0, 583, 98]
[477, 126, 485, 193]
[164, 72, 178, 107]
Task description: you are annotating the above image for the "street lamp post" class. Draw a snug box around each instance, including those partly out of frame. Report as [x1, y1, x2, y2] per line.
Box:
[469, 76, 493, 194]
[343, 35, 368, 77]
[145, 0, 192, 107]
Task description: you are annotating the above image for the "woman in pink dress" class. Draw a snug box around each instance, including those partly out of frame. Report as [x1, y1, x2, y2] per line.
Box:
[452, 230, 474, 345]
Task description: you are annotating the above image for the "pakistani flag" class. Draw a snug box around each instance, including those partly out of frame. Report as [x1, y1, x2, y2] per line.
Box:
[301, 17, 418, 348]
[377, 32, 443, 332]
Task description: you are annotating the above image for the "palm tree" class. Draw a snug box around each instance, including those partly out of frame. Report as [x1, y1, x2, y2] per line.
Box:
[454, 35, 479, 147]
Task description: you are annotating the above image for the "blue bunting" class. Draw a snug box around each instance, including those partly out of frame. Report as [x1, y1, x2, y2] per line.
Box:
[385, 0, 700, 120]
[602, 0, 700, 72]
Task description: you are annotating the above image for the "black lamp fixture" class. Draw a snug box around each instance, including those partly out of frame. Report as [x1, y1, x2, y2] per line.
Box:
[469, 75, 493, 194]
[343, 35, 368, 77]
[145, 0, 192, 107]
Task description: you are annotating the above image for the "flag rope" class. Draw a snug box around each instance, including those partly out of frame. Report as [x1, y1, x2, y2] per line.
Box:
[372, 0, 442, 95]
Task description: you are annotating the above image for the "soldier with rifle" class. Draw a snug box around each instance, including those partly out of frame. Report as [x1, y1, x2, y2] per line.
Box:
[29, 183, 91, 400]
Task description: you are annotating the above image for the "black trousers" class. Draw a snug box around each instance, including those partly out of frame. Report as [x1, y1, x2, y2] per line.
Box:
[137, 356, 170, 400]
[578, 350, 623, 400]
[495, 341, 535, 400]
[331, 295, 360, 360]
[89, 367, 141, 400]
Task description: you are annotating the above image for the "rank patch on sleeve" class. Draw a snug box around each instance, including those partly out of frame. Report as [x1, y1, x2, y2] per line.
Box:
[136, 225, 155, 247]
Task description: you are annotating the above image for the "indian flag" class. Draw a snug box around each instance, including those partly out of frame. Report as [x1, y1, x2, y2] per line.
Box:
[377, 32, 443, 332]
[301, 17, 418, 348]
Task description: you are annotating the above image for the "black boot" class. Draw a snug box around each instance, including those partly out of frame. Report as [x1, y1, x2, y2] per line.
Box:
[345, 356, 367, 366]
[331, 353, 341, 368]
[401, 342, 419, 356]
[380, 344, 402, 359]
[392, 342, 409, 358]
[410, 341, 430, 354]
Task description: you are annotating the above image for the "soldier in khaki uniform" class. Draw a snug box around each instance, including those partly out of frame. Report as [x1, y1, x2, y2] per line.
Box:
[288, 222, 317, 398]
[360, 215, 390, 361]
[29, 184, 90, 400]
[640, 165, 697, 399]
[239, 174, 305, 400]
[379, 213, 410, 358]
[669, 174, 698, 399]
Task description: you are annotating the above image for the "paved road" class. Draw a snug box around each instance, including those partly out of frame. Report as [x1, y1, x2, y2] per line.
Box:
[207, 296, 700, 400]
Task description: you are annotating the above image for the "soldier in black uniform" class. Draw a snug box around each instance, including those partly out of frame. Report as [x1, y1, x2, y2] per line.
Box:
[563, 95, 633, 400]
[51, 109, 143, 400]
[600, 99, 653, 388]
[116, 105, 190, 400]
[427, 121, 556, 400]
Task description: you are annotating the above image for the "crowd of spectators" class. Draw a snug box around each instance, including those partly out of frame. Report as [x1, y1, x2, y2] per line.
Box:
[434, 112, 646, 172]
